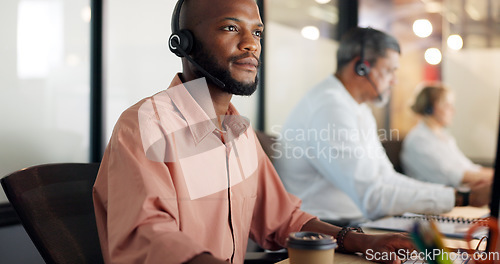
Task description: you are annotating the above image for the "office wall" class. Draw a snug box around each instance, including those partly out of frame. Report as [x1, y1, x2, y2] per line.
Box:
[264, 22, 338, 133]
[104, 0, 177, 143]
[443, 49, 500, 162]
[0, 0, 91, 203]
[0, 0, 90, 262]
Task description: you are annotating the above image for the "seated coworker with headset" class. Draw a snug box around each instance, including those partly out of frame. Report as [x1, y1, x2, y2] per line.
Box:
[401, 83, 493, 189]
[93, 1, 414, 263]
[275, 27, 491, 225]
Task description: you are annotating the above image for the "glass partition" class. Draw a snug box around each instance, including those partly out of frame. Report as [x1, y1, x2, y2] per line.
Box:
[264, 0, 340, 133]
[0, 0, 91, 203]
[443, 0, 500, 163]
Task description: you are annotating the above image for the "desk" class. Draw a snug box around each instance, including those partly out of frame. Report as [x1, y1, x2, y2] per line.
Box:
[275, 252, 370, 264]
[275, 206, 489, 264]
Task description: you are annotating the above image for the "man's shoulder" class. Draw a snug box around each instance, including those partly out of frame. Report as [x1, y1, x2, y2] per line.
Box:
[301, 77, 349, 108]
[403, 123, 429, 144]
[310, 75, 343, 94]
[111, 90, 179, 134]
[122, 90, 174, 118]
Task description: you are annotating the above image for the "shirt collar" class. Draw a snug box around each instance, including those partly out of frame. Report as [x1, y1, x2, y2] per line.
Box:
[330, 75, 364, 113]
[223, 104, 250, 141]
[166, 74, 250, 144]
[418, 120, 450, 139]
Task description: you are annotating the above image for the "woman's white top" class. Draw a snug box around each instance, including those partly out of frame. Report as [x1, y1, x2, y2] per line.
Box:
[401, 121, 481, 187]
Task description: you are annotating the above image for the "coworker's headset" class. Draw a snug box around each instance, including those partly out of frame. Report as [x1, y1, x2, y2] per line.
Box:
[423, 89, 434, 115]
[168, 0, 225, 88]
[354, 34, 371, 77]
[354, 30, 381, 101]
[424, 103, 434, 115]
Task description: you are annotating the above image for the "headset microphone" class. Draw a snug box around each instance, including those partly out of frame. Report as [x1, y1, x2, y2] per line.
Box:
[168, 0, 226, 88]
[354, 30, 381, 101]
[170, 39, 226, 88]
[365, 75, 382, 101]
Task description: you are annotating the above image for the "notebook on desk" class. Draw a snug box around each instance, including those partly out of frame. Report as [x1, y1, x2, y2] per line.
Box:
[360, 211, 489, 239]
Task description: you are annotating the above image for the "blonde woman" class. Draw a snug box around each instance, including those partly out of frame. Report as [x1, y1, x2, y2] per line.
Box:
[401, 83, 493, 189]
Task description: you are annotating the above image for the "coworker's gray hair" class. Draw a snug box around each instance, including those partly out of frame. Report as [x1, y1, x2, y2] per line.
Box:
[336, 27, 401, 73]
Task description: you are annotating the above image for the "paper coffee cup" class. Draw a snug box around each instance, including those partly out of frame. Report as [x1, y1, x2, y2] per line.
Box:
[286, 232, 337, 264]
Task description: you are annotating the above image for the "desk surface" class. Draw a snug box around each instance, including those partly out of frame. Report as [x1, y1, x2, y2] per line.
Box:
[276, 252, 370, 264]
[275, 206, 489, 264]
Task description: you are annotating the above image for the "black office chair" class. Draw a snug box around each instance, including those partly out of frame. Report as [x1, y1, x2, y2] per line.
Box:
[255, 130, 278, 163]
[0, 163, 104, 264]
[381, 140, 405, 174]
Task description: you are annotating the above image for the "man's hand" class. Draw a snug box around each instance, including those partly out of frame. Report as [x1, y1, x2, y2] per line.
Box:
[301, 219, 415, 263]
[469, 183, 492, 207]
[464, 168, 494, 190]
[354, 233, 415, 264]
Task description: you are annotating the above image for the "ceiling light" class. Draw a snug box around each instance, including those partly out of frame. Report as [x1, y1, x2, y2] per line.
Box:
[81, 6, 91, 23]
[315, 0, 331, 4]
[447, 35, 464, 50]
[301, 26, 320, 40]
[425, 48, 442, 65]
[413, 19, 433, 38]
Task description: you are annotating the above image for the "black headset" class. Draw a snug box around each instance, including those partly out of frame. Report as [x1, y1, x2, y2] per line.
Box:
[168, 0, 193, 57]
[354, 31, 371, 77]
[423, 89, 434, 115]
[354, 29, 381, 101]
[424, 104, 434, 115]
[168, 0, 225, 87]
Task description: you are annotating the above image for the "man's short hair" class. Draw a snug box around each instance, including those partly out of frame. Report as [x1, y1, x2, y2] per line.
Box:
[336, 27, 401, 73]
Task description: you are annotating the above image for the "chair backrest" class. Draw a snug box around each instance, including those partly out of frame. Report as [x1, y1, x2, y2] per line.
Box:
[381, 140, 404, 174]
[1, 163, 104, 264]
[255, 130, 278, 162]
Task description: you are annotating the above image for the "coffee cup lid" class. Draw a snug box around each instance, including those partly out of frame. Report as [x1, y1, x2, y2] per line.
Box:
[286, 232, 337, 250]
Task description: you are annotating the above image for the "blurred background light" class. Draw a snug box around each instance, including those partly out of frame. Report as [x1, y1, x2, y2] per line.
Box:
[447, 34, 464, 50]
[425, 48, 442, 65]
[81, 6, 91, 23]
[301, 26, 320, 40]
[413, 19, 433, 38]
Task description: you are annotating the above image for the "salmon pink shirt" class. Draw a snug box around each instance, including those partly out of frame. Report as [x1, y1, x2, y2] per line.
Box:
[93, 75, 315, 264]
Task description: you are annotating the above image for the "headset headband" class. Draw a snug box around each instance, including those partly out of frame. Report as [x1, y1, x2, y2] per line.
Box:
[360, 31, 366, 64]
[171, 0, 184, 34]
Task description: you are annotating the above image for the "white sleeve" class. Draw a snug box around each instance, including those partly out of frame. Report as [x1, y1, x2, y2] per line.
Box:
[449, 137, 482, 172]
[306, 106, 454, 219]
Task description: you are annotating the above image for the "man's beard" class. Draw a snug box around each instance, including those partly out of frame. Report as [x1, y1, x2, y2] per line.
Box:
[372, 88, 391, 108]
[191, 42, 259, 96]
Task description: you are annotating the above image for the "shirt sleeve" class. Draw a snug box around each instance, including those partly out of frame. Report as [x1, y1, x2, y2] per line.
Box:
[249, 133, 317, 250]
[304, 105, 454, 220]
[449, 137, 482, 173]
[93, 115, 209, 264]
